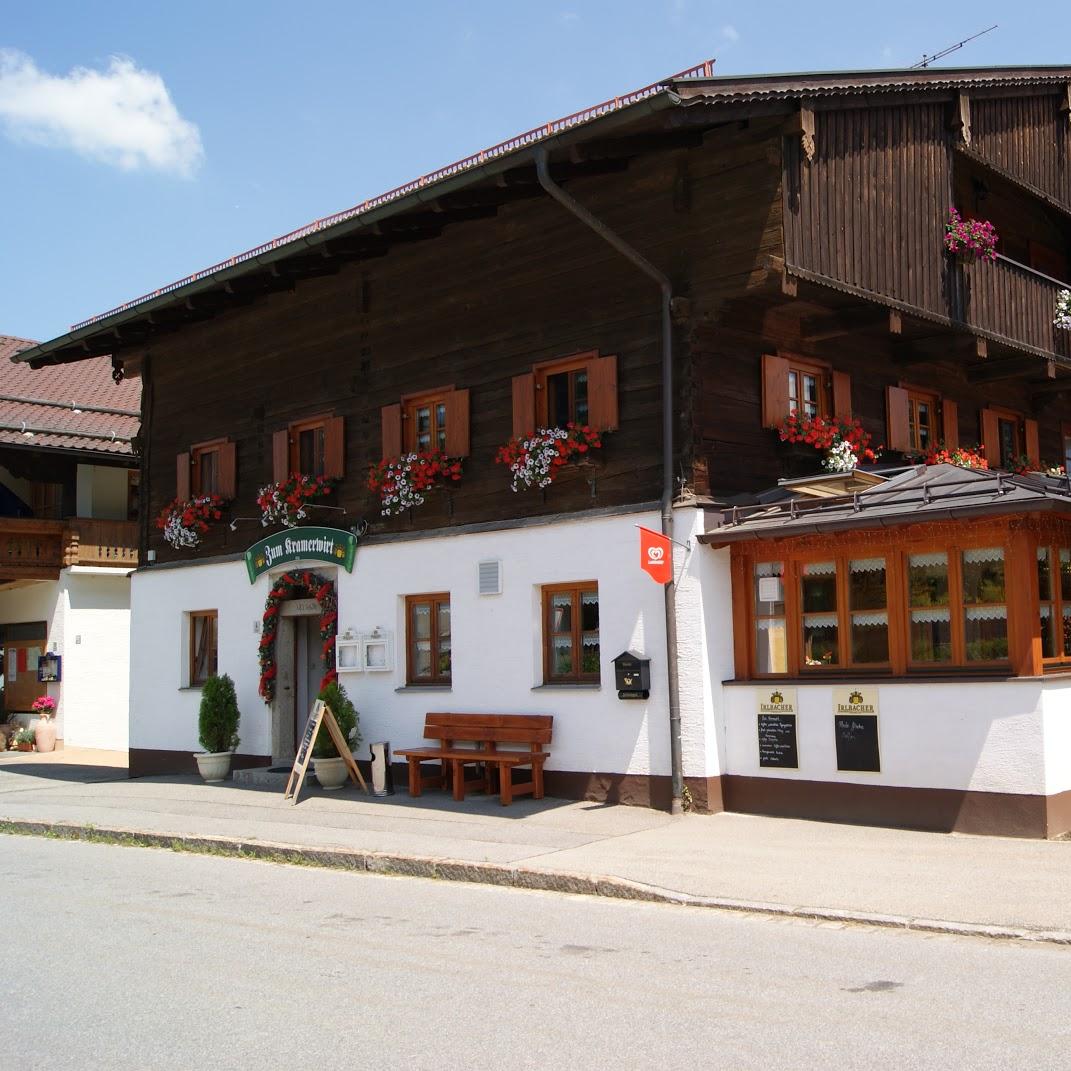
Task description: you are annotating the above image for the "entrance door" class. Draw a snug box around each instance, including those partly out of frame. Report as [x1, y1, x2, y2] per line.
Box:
[1, 623, 47, 714]
[293, 615, 322, 753]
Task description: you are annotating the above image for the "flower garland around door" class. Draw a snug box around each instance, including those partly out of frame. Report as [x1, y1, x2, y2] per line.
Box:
[258, 569, 338, 703]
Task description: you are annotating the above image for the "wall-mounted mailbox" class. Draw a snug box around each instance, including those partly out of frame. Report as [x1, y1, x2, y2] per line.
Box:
[613, 651, 650, 700]
[37, 653, 61, 683]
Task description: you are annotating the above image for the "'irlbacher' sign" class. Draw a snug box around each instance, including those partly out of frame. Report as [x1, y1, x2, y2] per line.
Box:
[244, 526, 358, 583]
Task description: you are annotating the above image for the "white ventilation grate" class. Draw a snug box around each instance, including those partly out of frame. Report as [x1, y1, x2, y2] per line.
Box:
[477, 559, 502, 596]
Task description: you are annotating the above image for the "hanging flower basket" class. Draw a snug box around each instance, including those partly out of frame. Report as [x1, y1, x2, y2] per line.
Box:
[155, 494, 227, 549]
[495, 424, 604, 492]
[944, 208, 998, 263]
[256, 474, 336, 529]
[367, 450, 463, 517]
[917, 444, 988, 470]
[258, 569, 338, 703]
[1054, 290, 1071, 331]
[775, 414, 880, 473]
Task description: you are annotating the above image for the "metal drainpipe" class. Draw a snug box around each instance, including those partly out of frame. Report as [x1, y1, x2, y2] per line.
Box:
[533, 147, 684, 815]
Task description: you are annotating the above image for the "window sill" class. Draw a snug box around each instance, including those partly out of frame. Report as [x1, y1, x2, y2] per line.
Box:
[178, 685, 205, 692]
[394, 685, 452, 693]
[532, 683, 601, 690]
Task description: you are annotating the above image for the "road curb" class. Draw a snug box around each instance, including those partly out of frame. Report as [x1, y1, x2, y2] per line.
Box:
[4, 817, 1070, 947]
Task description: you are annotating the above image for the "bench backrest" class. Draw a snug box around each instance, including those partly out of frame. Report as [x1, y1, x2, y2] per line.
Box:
[424, 712, 553, 747]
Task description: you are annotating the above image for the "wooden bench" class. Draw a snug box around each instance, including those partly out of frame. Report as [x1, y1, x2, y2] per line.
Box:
[395, 713, 553, 806]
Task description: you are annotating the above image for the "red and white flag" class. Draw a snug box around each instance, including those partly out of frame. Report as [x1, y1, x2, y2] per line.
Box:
[638, 526, 672, 585]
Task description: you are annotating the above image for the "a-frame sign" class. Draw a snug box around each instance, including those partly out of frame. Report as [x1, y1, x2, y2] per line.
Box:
[284, 700, 369, 804]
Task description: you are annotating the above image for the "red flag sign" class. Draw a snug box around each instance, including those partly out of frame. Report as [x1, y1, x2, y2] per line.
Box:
[638, 526, 672, 585]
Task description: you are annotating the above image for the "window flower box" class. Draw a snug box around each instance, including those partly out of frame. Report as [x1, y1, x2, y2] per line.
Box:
[495, 425, 604, 492]
[1054, 290, 1071, 331]
[775, 415, 880, 473]
[156, 494, 227, 549]
[367, 450, 463, 517]
[916, 444, 988, 470]
[256, 474, 336, 529]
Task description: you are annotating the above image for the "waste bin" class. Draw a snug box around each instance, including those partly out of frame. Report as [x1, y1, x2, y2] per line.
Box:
[370, 741, 393, 796]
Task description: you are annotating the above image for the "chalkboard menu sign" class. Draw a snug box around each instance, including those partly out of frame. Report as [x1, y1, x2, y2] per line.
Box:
[758, 713, 798, 769]
[833, 687, 880, 772]
[834, 715, 880, 771]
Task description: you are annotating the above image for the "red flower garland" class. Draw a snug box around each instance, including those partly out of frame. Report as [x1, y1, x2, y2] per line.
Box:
[258, 570, 338, 703]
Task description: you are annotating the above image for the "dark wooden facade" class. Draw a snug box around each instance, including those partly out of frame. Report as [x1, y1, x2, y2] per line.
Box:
[16, 67, 1071, 560]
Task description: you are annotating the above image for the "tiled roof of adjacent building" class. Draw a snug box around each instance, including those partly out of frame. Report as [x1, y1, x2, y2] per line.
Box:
[0, 335, 140, 455]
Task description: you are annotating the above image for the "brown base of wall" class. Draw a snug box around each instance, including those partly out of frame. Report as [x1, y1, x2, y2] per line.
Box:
[722, 775, 1071, 840]
[129, 748, 271, 779]
[542, 771, 724, 814]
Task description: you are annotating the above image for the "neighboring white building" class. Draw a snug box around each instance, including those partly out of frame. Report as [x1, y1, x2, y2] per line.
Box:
[0, 336, 139, 751]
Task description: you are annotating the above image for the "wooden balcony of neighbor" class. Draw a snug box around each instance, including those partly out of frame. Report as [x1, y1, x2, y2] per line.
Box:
[0, 517, 139, 582]
[952, 255, 1071, 362]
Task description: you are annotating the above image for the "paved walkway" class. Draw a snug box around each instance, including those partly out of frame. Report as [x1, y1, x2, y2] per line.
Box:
[2, 753, 1069, 941]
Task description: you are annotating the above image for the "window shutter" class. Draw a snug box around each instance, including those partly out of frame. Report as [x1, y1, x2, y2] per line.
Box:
[942, 399, 959, 449]
[832, 370, 852, 422]
[272, 429, 290, 483]
[980, 408, 1001, 467]
[444, 389, 470, 457]
[381, 404, 402, 459]
[512, 373, 536, 438]
[761, 354, 790, 428]
[885, 387, 911, 453]
[588, 354, 619, 431]
[1024, 418, 1040, 468]
[176, 452, 190, 502]
[324, 416, 345, 478]
[218, 441, 237, 499]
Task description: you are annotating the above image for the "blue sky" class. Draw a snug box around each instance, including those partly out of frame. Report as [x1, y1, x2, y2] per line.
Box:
[2, 1, 1067, 342]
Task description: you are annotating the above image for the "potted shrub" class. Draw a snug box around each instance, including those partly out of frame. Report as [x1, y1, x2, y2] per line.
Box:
[311, 681, 361, 791]
[31, 696, 57, 753]
[12, 727, 35, 752]
[195, 673, 241, 783]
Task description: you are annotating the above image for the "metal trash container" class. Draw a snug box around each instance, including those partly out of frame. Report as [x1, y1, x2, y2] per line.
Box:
[370, 741, 393, 796]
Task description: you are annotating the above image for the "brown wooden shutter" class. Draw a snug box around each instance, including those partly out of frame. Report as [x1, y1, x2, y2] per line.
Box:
[324, 416, 345, 478]
[512, 373, 536, 438]
[444, 389, 470, 456]
[218, 441, 237, 499]
[176, 452, 190, 502]
[885, 386, 911, 453]
[941, 399, 959, 449]
[272, 429, 290, 482]
[760, 354, 790, 428]
[1024, 418, 1040, 468]
[588, 354, 619, 431]
[380, 404, 402, 459]
[832, 370, 852, 422]
[981, 408, 1001, 466]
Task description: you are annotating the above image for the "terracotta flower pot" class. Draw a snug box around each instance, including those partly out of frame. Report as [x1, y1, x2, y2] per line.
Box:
[34, 722, 57, 754]
[16, 742, 33, 752]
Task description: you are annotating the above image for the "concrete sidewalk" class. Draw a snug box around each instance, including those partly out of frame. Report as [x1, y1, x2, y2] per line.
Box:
[2, 753, 1070, 942]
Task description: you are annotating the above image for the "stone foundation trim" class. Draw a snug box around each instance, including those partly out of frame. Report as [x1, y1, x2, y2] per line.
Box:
[129, 748, 271, 779]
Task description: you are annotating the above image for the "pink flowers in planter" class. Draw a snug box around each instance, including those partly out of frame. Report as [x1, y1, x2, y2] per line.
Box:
[31, 696, 56, 720]
[944, 208, 998, 262]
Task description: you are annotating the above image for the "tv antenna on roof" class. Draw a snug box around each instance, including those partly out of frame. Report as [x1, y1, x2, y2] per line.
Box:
[910, 24, 997, 69]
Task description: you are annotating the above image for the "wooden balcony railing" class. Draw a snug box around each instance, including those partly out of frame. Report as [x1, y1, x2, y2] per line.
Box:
[952, 255, 1071, 361]
[0, 517, 139, 580]
[65, 518, 139, 568]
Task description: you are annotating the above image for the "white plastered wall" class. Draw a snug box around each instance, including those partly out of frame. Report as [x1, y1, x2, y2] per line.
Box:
[0, 570, 130, 749]
[76, 464, 130, 520]
[130, 510, 676, 776]
[1041, 680, 1071, 797]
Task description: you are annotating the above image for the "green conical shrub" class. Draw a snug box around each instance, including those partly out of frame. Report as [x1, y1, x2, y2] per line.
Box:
[198, 674, 241, 754]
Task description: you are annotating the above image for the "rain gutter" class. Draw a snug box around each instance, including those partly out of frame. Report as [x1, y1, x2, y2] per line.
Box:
[533, 143, 685, 815]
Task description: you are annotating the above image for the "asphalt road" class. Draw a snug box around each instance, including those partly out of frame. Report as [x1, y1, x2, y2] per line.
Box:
[3, 835, 1070, 1071]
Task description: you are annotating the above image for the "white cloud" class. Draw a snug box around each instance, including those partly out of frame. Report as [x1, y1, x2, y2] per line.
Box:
[0, 49, 203, 177]
[721, 24, 740, 44]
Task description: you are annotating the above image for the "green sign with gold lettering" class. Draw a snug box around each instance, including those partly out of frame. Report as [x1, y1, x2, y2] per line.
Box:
[245, 526, 358, 583]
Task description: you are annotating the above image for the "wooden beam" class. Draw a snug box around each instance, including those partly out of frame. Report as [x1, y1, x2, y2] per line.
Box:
[888, 310, 902, 336]
[799, 305, 884, 343]
[967, 355, 1047, 383]
[950, 91, 972, 147]
[784, 100, 816, 163]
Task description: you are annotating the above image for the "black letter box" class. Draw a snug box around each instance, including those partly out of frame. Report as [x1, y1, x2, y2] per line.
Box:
[613, 651, 650, 700]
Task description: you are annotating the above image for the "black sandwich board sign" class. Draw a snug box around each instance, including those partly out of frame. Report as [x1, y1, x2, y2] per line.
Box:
[284, 700, 369, 804]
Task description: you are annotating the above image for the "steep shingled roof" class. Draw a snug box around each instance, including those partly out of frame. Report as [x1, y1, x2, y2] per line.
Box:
[0, 336, 140, 455]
